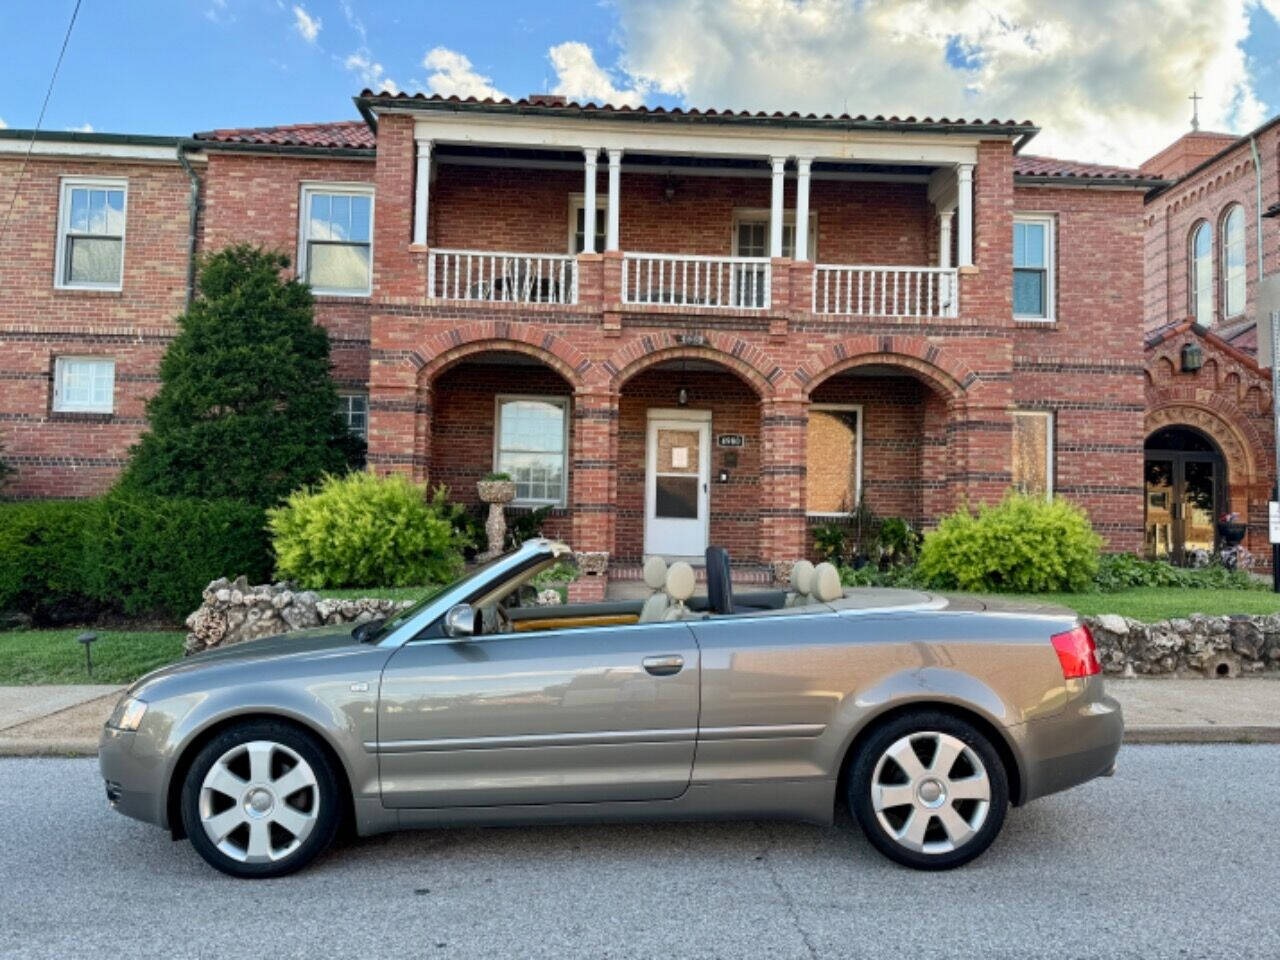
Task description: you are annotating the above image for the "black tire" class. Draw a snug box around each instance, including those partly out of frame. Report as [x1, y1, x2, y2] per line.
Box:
[180, 719, 342, 879]
[848, 711, 1008, 871]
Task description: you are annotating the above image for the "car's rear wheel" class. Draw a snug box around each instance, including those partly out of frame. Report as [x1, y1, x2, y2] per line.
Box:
[848, 711, 1008, 870]
[180, 720, 341, 878]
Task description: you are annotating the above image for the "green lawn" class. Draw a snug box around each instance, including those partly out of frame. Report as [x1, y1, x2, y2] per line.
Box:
[0, 629, 186, 686]
[966, 587, 1280, 622]
[316, 586, 439, 602]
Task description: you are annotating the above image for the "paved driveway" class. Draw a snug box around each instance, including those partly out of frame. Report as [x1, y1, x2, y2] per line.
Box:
[1, 746, 1276, 959]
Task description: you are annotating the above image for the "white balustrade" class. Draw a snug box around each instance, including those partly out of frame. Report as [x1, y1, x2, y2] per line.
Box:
[621, 254, 772, 310]
[812, 265, 959, 318]
[428, 249, 578, 304]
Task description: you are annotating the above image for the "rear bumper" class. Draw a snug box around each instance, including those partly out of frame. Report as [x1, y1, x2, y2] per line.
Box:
[1018, 677, 1123, 804]
[99, 726, 167, 828]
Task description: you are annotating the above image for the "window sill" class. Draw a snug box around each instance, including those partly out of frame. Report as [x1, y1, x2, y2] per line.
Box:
[50, 410, 114, 421]
[1014, 316, 1056, 326]
[53, 286, 124, 297]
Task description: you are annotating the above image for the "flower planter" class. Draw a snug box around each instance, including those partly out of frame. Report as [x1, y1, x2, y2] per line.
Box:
[1216, 521, 1247, 548]
[476, 480, 517, 559]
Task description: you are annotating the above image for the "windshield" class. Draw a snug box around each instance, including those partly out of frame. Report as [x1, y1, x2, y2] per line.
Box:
[360, 550, 521, 643]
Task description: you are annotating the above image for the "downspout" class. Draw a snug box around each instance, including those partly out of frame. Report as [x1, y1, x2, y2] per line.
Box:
[1251, 136, 1265, 288]
[176, 142, 200, 308]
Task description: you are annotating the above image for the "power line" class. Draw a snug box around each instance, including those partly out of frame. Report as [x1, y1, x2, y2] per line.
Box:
[0, 0, 85, 248]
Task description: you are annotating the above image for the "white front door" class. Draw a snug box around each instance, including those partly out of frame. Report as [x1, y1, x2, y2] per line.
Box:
[644, 411, 711, 559]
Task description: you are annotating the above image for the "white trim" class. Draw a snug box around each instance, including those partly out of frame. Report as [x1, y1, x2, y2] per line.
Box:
[1012, 213, 1056, 322]
[567, 192, 607, 255]
[493, 394, 570, 507]
[297, 182, 375, 298]
[0, 139, 185, 162]
[433, 153, 930, 182]
[54, 176, 128, 291]
[411, 114, 986, 165]
[805, 403, 863, 517]
[338, 390, 369, 441]
[1012, 410, 1055, 499]
[52, 355, 115, 414]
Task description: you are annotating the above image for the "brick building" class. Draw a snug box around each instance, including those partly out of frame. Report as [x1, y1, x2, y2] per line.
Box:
[1142, 119, 1280, 567]
[0, 94, 1157, 597]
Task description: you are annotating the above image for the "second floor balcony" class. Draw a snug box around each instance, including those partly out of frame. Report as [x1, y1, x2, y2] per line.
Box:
[413, 142, 972, 319]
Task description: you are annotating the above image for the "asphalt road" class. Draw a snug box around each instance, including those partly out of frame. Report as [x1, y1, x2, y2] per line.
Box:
[1, 747, 1276, 960]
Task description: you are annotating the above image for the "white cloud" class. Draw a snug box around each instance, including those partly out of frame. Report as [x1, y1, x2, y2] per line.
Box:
[0, 117, 6, 129]
[292, 4, 321, 44]
[67, 123, 93, 133]
[609, 0, 1275, 165]
[345, 50, 399, 94]
[422, 46, 508, 100]
[548, 41, 646, 107]
[205, 0, 230, 24]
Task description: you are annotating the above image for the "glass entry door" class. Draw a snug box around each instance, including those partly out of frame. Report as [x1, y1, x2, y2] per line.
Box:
[1144, 428, 1224, 564]
[644, 412, 711, 559]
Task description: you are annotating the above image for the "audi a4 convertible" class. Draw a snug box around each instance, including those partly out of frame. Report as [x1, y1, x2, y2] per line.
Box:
[100, 538, 1121, 878]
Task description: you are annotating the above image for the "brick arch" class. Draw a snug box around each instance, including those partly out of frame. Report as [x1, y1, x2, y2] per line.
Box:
[795, 335, 973, 404]
[412, 321, 590, 389]
[1145, 401, 1261, 488]
[606, 335, 780, 397]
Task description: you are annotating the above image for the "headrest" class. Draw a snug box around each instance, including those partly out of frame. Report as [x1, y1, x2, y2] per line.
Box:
[790, 560, 815, 595]
[813, 562, 843, 602]
[642, 555, 669, 590]
[665, 561, 696, 602]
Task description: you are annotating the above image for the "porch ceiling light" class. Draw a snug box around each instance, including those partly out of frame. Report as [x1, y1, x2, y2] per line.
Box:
[677, 387, 689, 406]
[662, 174, 678, 202]
[1180, 341, 1204, 373]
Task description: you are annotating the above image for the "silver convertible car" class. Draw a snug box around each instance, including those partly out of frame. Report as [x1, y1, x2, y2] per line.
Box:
[100, 538, 1122, 878]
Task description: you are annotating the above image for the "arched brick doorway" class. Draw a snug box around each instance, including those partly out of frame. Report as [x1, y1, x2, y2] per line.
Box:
[1143, 425, 1226, 564]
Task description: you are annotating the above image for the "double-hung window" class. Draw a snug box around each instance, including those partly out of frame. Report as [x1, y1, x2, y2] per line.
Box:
[339, 393, 369, 440]
[1013, 215, 1054, 320]
[299, 184, 373, 296]
[494, 396, 568, 506]
[567, 195, 606, 254]
[805, 405, 862, 515]
[731, 210, 817, 307]
[53, 356, 115, 414]
[55, 178, 127, 290]
[1012, 410, 1054, 498]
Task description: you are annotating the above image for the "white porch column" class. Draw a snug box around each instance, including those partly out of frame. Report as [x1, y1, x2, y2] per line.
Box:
[769, 155, 787, 258]
[938, 209, 954, 268]
[413, 139, 432, 245]
[605, 148, 622, 252]
[794, 157, 812, 261]
[582, 147, 600, 254]
[956, 163, 974, 267]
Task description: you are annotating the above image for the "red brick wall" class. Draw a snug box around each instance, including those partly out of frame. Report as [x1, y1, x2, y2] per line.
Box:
[0, 155, 191, 497]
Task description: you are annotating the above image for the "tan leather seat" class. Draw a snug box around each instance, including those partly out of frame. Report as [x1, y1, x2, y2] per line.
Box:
[661, 562, 698, 621]
[812, 562, 844, 603]
[638, 556, 670, 623]
[785, 560, 816, 607]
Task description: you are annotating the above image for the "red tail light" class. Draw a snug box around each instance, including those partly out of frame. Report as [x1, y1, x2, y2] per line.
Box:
[1051, 624, 1100, 679]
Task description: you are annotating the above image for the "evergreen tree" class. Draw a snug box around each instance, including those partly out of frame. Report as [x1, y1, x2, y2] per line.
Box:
[121, 245, 363, 505]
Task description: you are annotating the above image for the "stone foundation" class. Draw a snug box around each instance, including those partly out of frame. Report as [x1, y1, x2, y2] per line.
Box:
[1086, 613, 1280, 677]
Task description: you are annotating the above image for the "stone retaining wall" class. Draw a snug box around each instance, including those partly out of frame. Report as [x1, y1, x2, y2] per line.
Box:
[1086, 613, 1280, 677]
[184, 577, 412, 655]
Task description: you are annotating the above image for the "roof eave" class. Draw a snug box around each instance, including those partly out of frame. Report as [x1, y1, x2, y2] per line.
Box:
[1014, 173, 1169, 190]
[186, 138, 374, 159]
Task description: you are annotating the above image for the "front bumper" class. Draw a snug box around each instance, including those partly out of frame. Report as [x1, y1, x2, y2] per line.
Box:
[98, 726, 167, 828]
[1018, 676, 1124, 803]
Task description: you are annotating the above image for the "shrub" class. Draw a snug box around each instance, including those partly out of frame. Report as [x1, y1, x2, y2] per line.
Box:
[1094, 552, 1266, 593]
[269, 473, 468, 589]
[0, 500, 98, 624]
[120, 246, 362, 506]
[916, 493, 1102, 593]
[82, 492, 272, 618]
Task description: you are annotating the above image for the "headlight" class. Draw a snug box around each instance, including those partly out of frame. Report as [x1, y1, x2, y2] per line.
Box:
[106, 696, 147, 732]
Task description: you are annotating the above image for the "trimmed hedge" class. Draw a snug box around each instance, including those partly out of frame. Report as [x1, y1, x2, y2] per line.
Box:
[0, 494, 270, 624]
[917, 493, 1102, 593]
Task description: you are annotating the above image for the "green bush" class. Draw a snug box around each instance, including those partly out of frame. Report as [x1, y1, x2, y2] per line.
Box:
[82, 492, 272, 618]
[0, 500, 98, 623]
[1094, 552, 1266, 593]
[0, 495, 270, 623]
[916, 493, 1102, 593]
[269, 473, 468, 589]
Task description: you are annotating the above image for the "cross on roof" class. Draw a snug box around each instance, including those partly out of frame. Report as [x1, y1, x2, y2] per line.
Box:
[1189, 90, 1202, 131]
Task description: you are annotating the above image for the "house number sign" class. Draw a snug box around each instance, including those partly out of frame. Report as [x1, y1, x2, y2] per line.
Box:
[717, 434, 745, 448]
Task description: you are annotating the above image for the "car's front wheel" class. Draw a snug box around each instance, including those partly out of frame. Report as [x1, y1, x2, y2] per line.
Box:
[180, 720, 341, 878]
[849, 711, 1008, 870]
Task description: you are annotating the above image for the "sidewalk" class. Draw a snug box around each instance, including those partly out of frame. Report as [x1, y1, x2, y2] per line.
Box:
[0, 679, 1276, 757]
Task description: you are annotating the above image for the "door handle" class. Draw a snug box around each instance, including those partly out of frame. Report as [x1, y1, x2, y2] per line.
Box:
[643, 655, 684, 676]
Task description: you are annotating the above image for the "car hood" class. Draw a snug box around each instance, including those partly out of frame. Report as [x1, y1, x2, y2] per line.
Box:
[129, 626, 369, 694]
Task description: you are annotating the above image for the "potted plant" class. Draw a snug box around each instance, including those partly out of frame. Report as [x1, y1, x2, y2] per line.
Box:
[1216, 511, 1247, 548]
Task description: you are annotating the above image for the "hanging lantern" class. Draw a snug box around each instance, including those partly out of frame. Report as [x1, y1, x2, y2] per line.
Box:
[1180, 341, 1204, 373]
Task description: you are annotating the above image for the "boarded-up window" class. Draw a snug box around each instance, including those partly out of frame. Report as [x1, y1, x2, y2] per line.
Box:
[1012, 411, 1053, 497]
[806, 407, 861, 514]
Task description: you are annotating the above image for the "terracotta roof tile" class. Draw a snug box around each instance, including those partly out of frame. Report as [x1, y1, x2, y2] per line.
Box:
[1014, 154, 1161, 182]
[194, 120, 374, 150]
[358, 91, 1037, 130]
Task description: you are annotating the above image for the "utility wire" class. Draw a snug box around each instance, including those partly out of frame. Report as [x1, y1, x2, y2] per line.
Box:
[0, 0, 84, 248]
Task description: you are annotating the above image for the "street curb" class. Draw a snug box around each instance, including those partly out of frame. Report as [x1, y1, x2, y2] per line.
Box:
[0, 739, 98, 757]
[1123, 725, 1280, 744]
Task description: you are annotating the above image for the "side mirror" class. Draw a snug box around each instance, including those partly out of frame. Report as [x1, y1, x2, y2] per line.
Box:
[442, 603, 477, 639]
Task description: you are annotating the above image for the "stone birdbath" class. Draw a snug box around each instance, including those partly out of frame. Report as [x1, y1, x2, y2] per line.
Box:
[476, 475, 517, 560]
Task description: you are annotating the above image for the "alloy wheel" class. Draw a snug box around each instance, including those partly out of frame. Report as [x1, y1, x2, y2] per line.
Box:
[197, 740, 320, 864]
[869, 731, 992, 855]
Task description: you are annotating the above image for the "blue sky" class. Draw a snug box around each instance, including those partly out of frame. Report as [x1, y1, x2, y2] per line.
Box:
[3, 0, 1280, 165]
